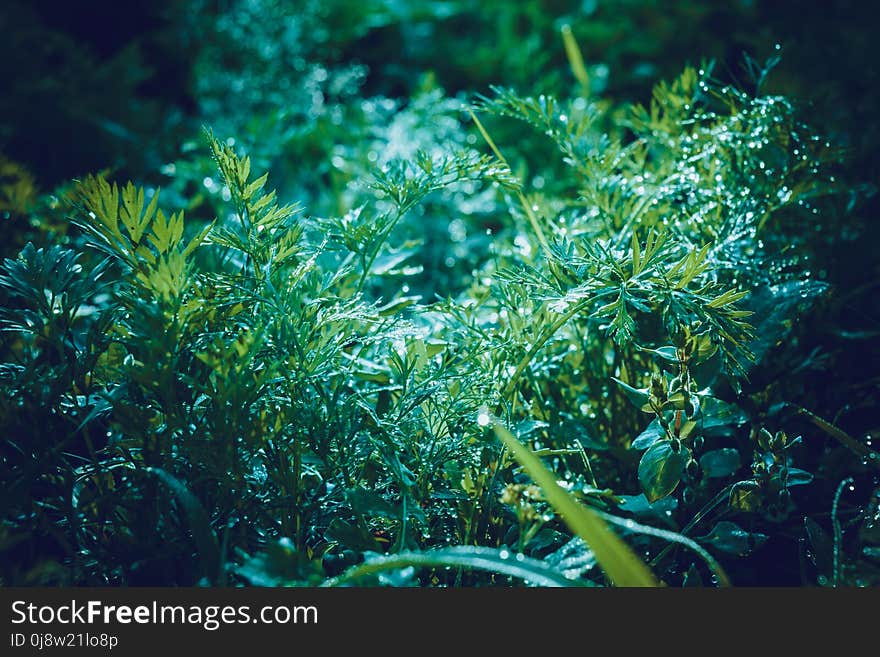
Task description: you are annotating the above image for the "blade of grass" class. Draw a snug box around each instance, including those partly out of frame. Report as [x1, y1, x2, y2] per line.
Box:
[467, 108, 550, 253]
[493, 423, 659, 586]
[561, 24, 590, 92]
[147, 467, 221, 584]
[797, 406, 880, 471]
[593, 509, 730, 586]
[323, 546, 587, 587]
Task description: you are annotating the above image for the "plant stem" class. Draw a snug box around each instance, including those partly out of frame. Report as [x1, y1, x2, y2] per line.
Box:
[832, 477, 853, 587]
[796, 406, 880, 471]
[467, 108, 551, 253]
[649, 484, 733, 568]
[497, 299, 589, 412]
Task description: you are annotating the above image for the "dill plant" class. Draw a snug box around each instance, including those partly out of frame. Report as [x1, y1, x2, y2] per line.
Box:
[1, 47, 875, 587]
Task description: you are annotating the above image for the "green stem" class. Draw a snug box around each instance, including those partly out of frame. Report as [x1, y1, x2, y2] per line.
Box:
[358, 214, 402, 293]
[497, 299, 589, 412]
[468, 108, 551, 253]
[576, 439, 598, 488]
[649, 484, 733, 568]
[797, 406, 880, 471]
[832, 477, 853, 587]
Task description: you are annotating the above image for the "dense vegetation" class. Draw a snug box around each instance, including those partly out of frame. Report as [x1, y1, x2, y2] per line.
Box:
[2, 1, 878, 587]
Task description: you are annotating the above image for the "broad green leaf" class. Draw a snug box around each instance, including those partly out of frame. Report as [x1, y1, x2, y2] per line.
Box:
[729, 480, 763, 512]
[689, 332, 719, 364]
[370, 248, 418, 276]
[612, 377, 653, 412]
[594, 508, 730, 586]
[697, 521, 768, 556]
[325, 518, 381, 552]
[699, 448, 741, 478]
[700, 396, 747, 436]
[638, 440, 688, 502]
[494, 424, 658, 586]
[632, 418, 666, 450]
[690, 347, 722, 386]
[425, 338, 448, 357]
[617, 494, 678, 526]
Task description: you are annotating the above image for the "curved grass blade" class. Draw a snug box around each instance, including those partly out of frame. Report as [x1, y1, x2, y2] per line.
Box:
[323, 546, 586, 587]
[493, 424, 659, 587]
[146, 467, 221, 584]
[593, 509, 730, 586]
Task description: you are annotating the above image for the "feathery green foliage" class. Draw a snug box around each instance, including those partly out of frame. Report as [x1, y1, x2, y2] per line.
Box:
[1, 7, 877, 589]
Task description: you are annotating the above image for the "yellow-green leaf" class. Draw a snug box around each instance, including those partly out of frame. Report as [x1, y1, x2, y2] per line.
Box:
[493, 424, 659, 586]
[631, 231, 642, 275]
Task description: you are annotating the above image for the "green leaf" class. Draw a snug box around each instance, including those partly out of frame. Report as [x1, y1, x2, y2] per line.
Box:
[325, 546, 587, 587]
[617, 494, 678, 527]
[370, 248, 418, 276]
[593, 508, 730, 586]
[689, 332, 719, 364]
[377, 295, 422, 316]
[235, 538, 324, 586]
[638, 440, 688, 502]
[612, 377, 653, 412]
[699, 448, 741, 478]
[632, 418, 666, 450]
[561, 24, 590, 89]
[804, 517, 833, 578]
[494, 424, 658, 586]
[690, 347, 722, 387]
[639, 345, 679, 363]
[706, 288, 749, 309]
[146, 467, 221, 584]
[699, 397, 747, 437]
[345, 489, 398, 519]
[683, 563, 703, 586]
[610, 299, 637, 344]
[544, 537, 597, 580]
[244, 172, 269, 200]
[697, 521, 768, 556]
[785, 468, 814, 487]
[631, 231, 642, 275]
[325, 518, 381, 552]
[729, 480, 763, 512]
[183, 221, 215, 257]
